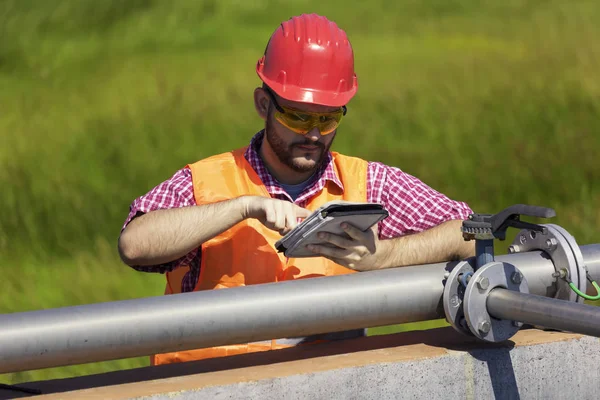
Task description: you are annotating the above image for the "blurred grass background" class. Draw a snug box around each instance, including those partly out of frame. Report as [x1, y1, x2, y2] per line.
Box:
[1, 0, 599, 384]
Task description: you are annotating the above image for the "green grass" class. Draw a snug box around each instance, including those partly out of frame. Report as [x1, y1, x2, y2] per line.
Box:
[2, 0, 599, 384]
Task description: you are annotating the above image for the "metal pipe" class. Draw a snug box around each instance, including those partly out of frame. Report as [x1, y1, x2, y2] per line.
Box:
[496, 250, 557, 298]
[487, 288, 600, 337]
[0, 260, 448, 374]
[0, 246, 595, 374]
[581, 244, 600, 282]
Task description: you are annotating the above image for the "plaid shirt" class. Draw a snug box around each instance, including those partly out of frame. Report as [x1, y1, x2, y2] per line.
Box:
[123, 131, 472, 292]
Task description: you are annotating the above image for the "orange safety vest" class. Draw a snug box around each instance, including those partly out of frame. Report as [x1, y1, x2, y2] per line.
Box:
[151, 147, 368, 365]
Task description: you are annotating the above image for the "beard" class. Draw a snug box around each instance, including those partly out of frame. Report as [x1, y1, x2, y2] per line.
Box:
[264, 118, 334, 173]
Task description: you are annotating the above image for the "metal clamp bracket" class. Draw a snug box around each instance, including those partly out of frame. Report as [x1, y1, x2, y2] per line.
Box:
[462, 204, 556, 269]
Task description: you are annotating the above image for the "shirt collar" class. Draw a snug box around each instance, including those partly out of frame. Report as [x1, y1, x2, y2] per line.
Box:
[244, 130, 344, 198]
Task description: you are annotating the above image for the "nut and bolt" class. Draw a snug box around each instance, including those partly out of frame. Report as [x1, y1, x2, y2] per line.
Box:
[511, 271, 523, 284]
[508, 245, 520, 254]
[546, 238, 558, 249]
[450, 294, 461, 308]
[552, 268, 568, 279]
[478, 320, 491, 334]
[519, 234, 528, 245]
[477, 277, 490, 290]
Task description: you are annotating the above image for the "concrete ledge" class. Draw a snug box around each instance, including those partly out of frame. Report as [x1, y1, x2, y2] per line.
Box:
[3, 327, 599, 399]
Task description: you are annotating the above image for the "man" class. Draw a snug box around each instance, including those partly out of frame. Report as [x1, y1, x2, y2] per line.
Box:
[119, 13, 475, 365]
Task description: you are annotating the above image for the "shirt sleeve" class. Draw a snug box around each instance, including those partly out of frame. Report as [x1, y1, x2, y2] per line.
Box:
[121, 167, 199, 274]
[367, 162, 473, 239]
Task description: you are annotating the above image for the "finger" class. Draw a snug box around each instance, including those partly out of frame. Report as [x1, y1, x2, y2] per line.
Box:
[274, 201, 286, 230]
[317, 232, 354, 249]
[279, 212, 293, 235]
[340, 222, 366, 241]
[307, 243, 352, 259]
[264, 201, 277, 228]
[285, 205, 298, 230]
[293, 204, 312, 219]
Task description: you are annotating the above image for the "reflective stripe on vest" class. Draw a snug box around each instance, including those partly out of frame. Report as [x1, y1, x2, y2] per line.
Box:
[152, 147, 368, 365]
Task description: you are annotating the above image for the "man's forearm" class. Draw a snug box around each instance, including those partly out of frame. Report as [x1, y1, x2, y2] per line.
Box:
[118, 197, 247, 267]
[378, 219, 475, 269]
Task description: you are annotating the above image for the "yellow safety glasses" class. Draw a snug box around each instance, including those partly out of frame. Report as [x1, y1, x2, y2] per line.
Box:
[265, 88, 347, 135]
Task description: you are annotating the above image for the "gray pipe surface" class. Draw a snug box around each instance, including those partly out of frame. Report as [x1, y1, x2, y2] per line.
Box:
[0, 245, 597, 374]
[0, 260, 448, 374]
[487, 288, 600, 337]
[581, 244, 600, 282]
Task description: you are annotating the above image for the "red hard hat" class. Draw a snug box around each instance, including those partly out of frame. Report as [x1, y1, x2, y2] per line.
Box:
[256, 14, 358, 107]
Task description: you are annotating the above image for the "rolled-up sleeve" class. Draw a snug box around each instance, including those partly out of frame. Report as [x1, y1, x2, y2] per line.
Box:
[367, 162, 473, 239]
[121, 167, 199, 274]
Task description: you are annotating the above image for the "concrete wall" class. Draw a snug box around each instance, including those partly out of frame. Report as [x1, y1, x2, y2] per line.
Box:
[4, 327, 600, 400]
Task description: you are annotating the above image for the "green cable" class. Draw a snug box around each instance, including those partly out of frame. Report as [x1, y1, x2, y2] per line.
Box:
[568, 280, 600, 301]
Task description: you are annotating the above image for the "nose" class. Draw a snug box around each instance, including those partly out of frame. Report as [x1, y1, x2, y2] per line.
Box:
[305, 127, 322, 142]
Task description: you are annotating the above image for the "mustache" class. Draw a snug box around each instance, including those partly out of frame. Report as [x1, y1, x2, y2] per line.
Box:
[292, 140, 324, 148]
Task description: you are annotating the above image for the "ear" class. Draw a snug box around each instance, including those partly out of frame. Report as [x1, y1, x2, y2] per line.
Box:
[254, 87, 270, 121]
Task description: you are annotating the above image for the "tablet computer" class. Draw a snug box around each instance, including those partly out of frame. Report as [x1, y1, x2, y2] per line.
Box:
[275, 201, 389, 258]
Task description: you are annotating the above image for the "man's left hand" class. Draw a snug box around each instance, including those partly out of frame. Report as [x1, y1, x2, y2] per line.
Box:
[306, 223, 387, 271]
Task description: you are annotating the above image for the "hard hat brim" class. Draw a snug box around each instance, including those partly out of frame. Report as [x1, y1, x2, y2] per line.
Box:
[257, 70, 357, 108]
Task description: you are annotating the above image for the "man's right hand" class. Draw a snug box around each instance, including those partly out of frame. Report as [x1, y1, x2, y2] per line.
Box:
[119, 195, 312, 267]
[241, 196, 312, 235]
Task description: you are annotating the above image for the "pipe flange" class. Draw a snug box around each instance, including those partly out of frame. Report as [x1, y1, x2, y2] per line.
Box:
[510, 224, 586, 303]
[463, 261, 529, 342]
[443, 260, 474, 336]
[547, 224, 587, 303]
